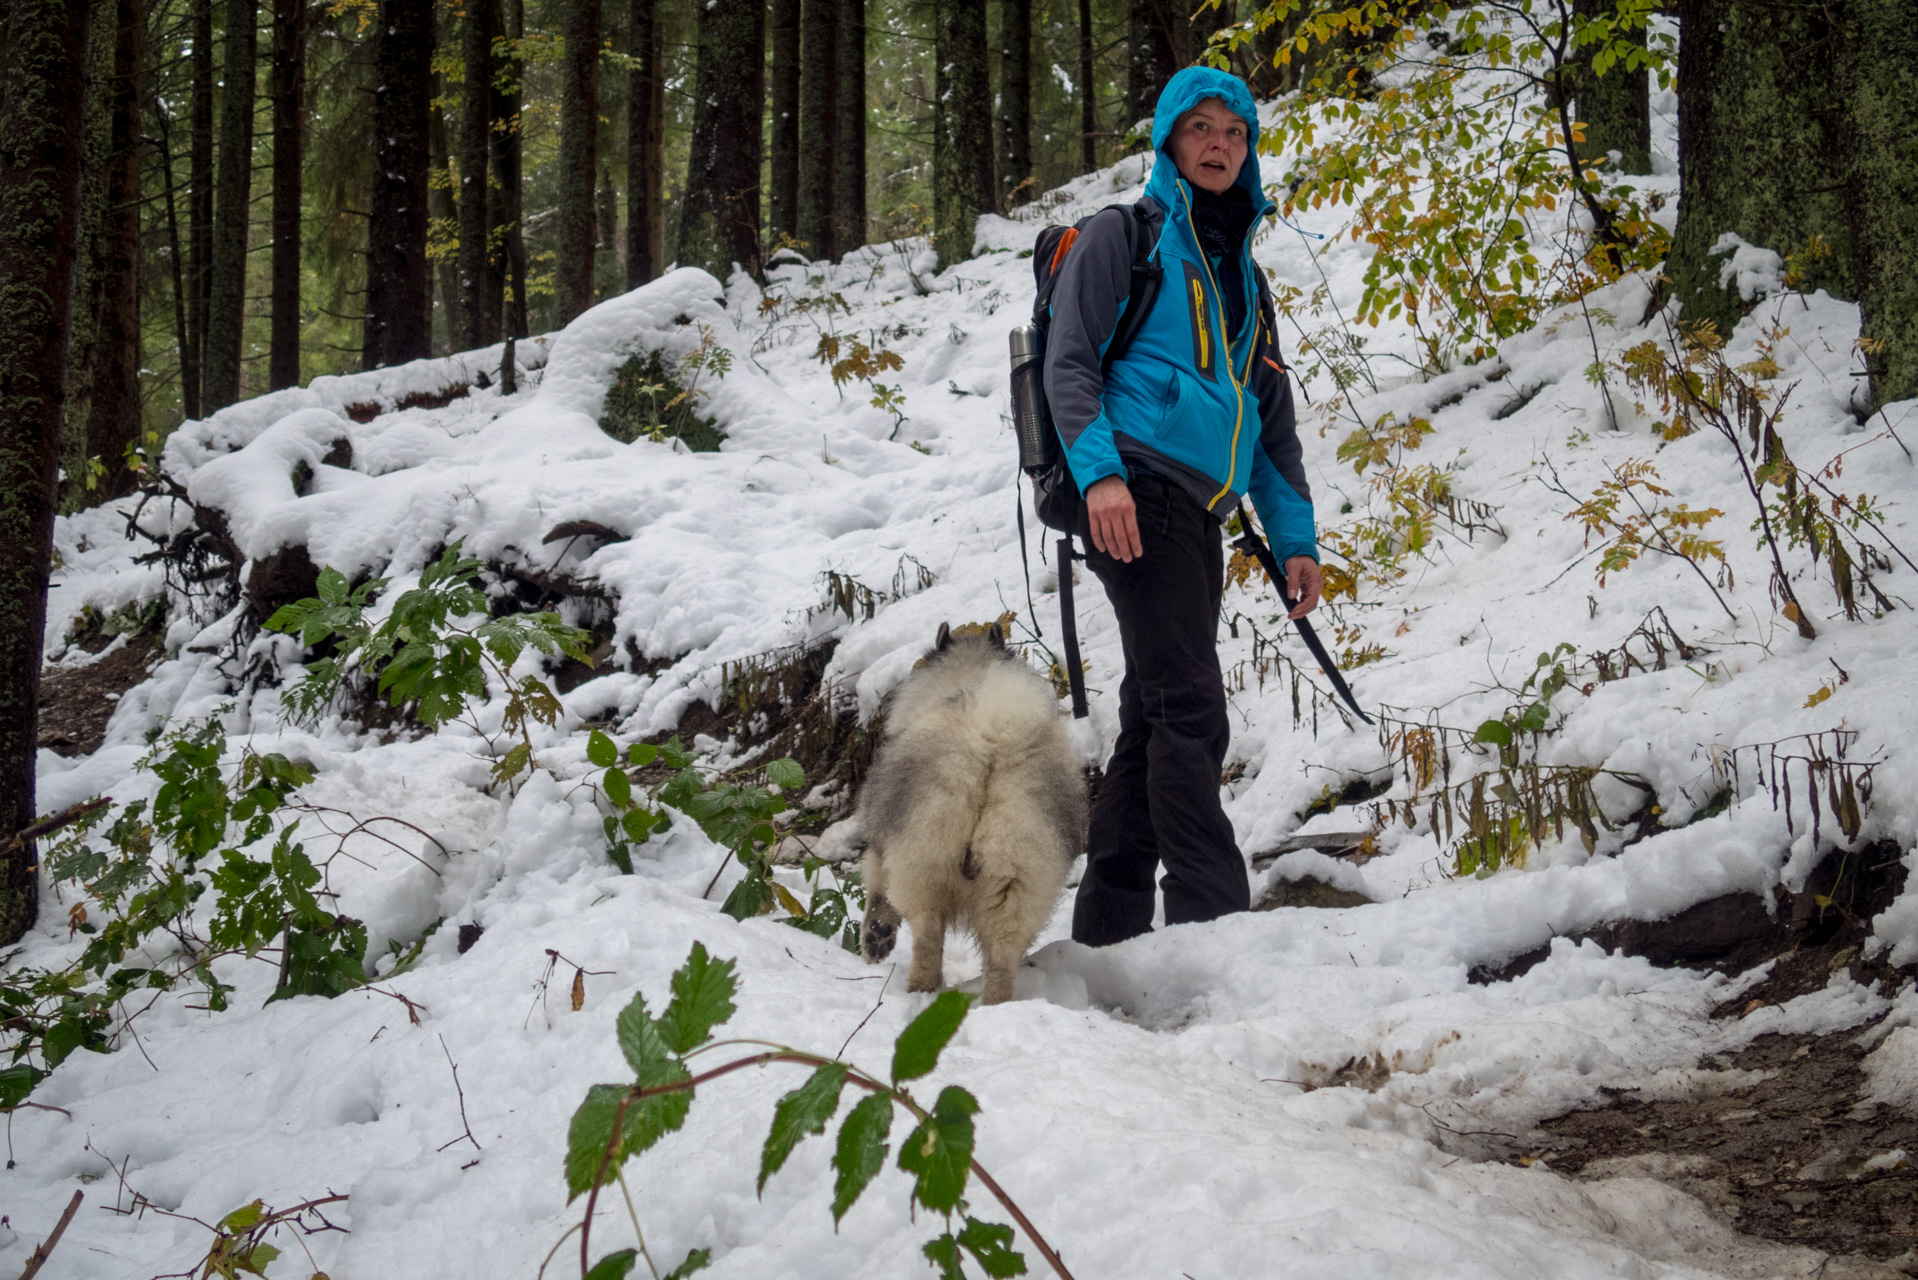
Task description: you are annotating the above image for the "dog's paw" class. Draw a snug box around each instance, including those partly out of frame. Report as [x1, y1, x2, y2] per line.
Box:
[860, 913, 897, 963]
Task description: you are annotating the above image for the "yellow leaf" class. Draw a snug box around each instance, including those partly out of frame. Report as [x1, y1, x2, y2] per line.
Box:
[771, 880, 810, 919]
[1804, 683, 1834, 708]
[1783, 601, 1801, 622]
[570, 968, 586, 1011]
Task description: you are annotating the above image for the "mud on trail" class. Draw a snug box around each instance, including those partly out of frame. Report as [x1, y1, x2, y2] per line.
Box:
[1513, 846, 1918, 1267]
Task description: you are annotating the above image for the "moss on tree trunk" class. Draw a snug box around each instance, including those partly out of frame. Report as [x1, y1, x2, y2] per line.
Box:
[1668, 0, 1850, 339]
[0, 0, 92, 945]
[676, 0, 764, 281]
[1569, 0, 1650, 175]
[933, 0, 992, 270]
[1839, 0, 1918, 405]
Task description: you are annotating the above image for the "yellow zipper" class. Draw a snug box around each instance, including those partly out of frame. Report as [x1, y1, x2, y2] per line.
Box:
[1180, 182, 1247, 511]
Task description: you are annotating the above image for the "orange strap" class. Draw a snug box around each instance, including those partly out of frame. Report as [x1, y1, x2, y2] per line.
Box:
[1048, 227, 1080, 279]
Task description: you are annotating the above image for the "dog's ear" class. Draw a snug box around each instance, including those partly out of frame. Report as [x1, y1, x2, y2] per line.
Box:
[935, 621, 951, 651]
[986, 622, 1006, 648]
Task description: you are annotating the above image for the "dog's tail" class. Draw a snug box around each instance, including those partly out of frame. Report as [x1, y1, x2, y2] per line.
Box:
[860, 891, 902, 962]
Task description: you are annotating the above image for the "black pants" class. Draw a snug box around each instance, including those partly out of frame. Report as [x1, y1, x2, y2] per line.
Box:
[1070, 474, 1249, 946]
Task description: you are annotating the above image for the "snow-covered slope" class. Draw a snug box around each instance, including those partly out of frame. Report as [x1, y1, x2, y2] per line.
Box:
[8, 93, 1918, 1277]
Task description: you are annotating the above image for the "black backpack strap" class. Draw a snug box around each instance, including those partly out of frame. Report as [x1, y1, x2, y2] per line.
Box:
[1099, 201, 1164, 376]
[1016, 491, 1041, 638]
[1057, 536, 1088, 719]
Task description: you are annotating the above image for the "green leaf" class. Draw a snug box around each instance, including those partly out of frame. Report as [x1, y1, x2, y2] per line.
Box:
[1473, 720, 1512, 746]
[891, 990, 973, 1084]
[758, 1061, 849, 1192]
[896, 1085, 978, 1213]
[621, 807, 660, 842]
[958, 1217, 1027, 1278]
[627, 742, 659, 767]
[924, 1234, 967, 1280]
[220, 1199, 266, 1231]
[719, 870, 775, 921]
[235, 1243, 280, 1276]
[831, 1091, 894, 1221]
[0, 1062, 47, 1108]
[603, 767, 632, 810]
[662, 1248, 712, 1280]
[584, 1249, 638, 1280]
[587, 729, 618, 768]
[565, 1082, 691, 1200]
[655, 942, 738, 1053]
[764, 758, 805, 790]
[491, 742, 533, 784]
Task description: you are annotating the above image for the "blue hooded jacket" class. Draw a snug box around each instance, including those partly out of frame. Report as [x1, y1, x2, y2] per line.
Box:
[1040, 66, 1317, 563]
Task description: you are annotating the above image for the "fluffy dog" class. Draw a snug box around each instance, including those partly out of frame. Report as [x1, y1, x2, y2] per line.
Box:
[858, 622, 1086, 1004]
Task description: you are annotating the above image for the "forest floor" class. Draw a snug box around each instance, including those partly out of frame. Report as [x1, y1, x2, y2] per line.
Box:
[8, 91, 1918, 1278]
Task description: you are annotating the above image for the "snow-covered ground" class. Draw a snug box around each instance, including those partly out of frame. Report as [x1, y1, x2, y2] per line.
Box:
[7, 85, 1918, 1278]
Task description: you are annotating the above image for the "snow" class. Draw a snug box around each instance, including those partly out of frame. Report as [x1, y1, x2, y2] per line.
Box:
[10, 82, 1918, 1280]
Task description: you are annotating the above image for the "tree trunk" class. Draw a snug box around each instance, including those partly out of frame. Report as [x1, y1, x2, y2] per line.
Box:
[1077, 0, 1096, 170]
[932, 0, 992, 269]
[458, 0, 493, 347]
[0, 0, 92, 946]
[1125, 0, 1180, 129]
[59, 0, 112, 509]
[155, 98, 193, 429]
[832, 0, 865, 255]
[427, 79, 461, 349]
[555, 0, 599, 324]
[203, 0, 256, 409]
[1839, 0, 1918, 405]
[1569, 0, 1649, 175]
[84, 0, 143, 499]
[676, 0, 764, 281]
[1668, 0, 1849, 338]
[768, 0, 798, 244]
[626, 0, 663, 286]
[998, 0, 1030, 208]
[268, 0, 305, 388]
[185, 0, 212, 419]
[491, 0, 524, 335]
[796, 0, 835, 258]
[362, 0, 432, 368]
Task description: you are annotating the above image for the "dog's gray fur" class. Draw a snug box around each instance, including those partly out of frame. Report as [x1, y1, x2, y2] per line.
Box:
[858, 622, 1087, 1004]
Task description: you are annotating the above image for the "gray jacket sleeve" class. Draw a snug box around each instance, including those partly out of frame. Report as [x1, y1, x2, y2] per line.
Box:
[1040, 207, 1136, 493]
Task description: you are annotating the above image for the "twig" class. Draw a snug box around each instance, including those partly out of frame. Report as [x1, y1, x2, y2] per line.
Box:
[0, 1101, 71, 1119]
[2, 799, 111, 858]
[16, 1189, 82, 1280]
[435, 1035, 482, 1153]
[836, 971, 891, 1060]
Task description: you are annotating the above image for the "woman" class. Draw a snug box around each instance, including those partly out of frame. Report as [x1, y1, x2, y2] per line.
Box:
[1042, 65, 1322, 946]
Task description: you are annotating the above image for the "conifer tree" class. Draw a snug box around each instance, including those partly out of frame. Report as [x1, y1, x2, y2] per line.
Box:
[203, 0, 257, 406]
[555, 0, 600, 324]
[932, 0, 992, 267]
[999, 0, 1031, 208]
[769, 0, 800, 244]
[797, 0, 835, 259]
[677, 0, 764, 279]
[459, 0, 495, 346]
[268, 0, 307, 388]
[832, 0, 866, 254]
[88, 0, 145, 490]
[625, 0, 663, 286]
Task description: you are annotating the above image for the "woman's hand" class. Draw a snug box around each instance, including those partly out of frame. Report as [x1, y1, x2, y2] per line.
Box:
[1087, 475, 1143, 562]
[1284, 555, 1322, 619]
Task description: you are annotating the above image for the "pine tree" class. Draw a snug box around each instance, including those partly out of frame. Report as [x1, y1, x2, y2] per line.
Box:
[185, 0, 213, 419]
[555, 0, 600, 324]
[0, 0, 93, 944]
[625, 0, 663, 287]
[492, 0, 527, 336]
[87, 0, 144, 493]
[677, 0, 764, 280]
[797, 0, 836, 259]
[268, 0, 306, 388]
[458, 0, 494, 346]
[932, 0, 992, 268]
[768, 0, 799, 245]
[1077, 0, 1097, 170]
[1125, 0, 1180, 129]
[998, 0, 1031, 208]
[202, 0, 257, 408]
[427, 67, 461, 347]
[363, 0, 432, 368]
[832, 0, 865, 255]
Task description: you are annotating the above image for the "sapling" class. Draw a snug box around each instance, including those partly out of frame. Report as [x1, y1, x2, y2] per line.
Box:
[563, 942, 1075, 1280]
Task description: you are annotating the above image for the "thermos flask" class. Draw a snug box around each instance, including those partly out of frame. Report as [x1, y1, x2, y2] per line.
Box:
[1008, 325, 1049, 474]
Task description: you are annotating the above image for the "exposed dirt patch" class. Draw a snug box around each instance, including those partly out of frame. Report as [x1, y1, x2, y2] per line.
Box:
[1528, 1006, 1918, 1263]
[38, 635, 160, 757]
[1503, 846, 1918, 1264]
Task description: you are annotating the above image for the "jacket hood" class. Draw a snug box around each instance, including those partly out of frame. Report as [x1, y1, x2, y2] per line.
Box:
[1147, 66, 1268, 209]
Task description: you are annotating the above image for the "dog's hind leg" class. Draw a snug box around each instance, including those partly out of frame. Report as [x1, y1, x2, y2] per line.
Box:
[906, 912, 946, 993]
[860, 849, 902, 962]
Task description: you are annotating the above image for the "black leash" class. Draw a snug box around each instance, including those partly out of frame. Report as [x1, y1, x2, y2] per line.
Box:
[1057, 535, 1088, 719]
[1231, 504, 1372, 726]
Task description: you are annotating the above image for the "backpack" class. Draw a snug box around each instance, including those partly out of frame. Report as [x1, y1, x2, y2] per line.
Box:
[1021, 200, 1165, 534]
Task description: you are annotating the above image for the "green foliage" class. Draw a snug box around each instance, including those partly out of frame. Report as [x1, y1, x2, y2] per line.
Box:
[1226, 0, 1673, 365]
[599, 338, 728, 451]
[1565, 458, 1726, 588]
[3, 718, 371, 1105]
[267, 544, 591, 783]
[564, 946, 1049, 1280]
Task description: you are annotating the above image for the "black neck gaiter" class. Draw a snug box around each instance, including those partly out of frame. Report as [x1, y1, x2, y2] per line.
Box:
[1187, 183, 1257, 340]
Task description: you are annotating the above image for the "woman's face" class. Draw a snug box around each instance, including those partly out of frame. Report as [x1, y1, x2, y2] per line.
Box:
[1168, 98, 1250, 195]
